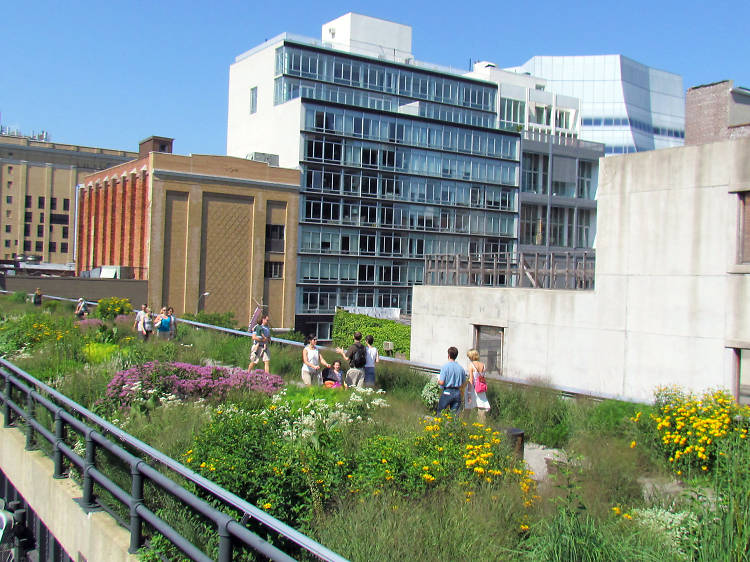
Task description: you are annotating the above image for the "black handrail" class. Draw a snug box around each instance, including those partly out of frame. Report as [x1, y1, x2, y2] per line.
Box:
[0, 357, 347, 562]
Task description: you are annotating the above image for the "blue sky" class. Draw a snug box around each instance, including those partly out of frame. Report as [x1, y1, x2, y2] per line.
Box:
[1, 0, 747, 155]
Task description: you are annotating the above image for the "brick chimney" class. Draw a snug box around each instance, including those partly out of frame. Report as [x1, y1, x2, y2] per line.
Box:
[138, 136, 174, 157]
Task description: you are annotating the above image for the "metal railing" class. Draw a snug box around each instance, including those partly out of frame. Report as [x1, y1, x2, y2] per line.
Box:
[0, 357, 347, 562]
[424, 251, 595, 290]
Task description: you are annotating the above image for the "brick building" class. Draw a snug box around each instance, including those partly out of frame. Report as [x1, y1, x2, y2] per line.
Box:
[0, 134, 136, 262]
[77, 139, 300, 328]
[685, 80, 750, 145]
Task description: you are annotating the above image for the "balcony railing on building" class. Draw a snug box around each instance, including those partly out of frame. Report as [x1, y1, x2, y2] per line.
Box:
[424, 251, 595, 290]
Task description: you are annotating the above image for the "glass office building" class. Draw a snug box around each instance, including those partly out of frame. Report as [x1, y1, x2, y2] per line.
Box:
[508, 55, 684, 155]
[228, 14, 601, 338]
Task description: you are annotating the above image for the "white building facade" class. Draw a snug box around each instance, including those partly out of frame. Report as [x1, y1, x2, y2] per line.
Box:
[411, 137, 750, 403]
[508, 55, 684, 155]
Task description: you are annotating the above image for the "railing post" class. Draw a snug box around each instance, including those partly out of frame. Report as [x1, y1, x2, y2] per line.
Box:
[2, 372, 10, 426]
[218, 515, 233, 562]
[53, 409, 65, 478]
[25, 390, 35, 450]
[83, 430, 96, 509]
[129, 462, 143, 554]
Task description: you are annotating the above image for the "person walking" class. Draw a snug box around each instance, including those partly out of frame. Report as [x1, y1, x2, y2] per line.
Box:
[155, 307, 171, 340]
[139, 306, 154, 341]
[75, 298, 89, 319]
[166, 307, 177, 340]
[436, 346, 466, 415]
[249, 314, 271, 373]
[301, 334, 329, 386]
[466, 349, 491, 421]
[336, 331, 367, 388]
[364, 334, 379, 388]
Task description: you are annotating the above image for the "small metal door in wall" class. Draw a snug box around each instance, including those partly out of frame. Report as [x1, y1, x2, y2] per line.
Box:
[474, 325, 504, 376]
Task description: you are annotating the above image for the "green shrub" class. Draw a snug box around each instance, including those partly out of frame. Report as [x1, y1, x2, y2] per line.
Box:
[10, 291, 28, 303]
[331, 309, 410, 358]
[83, 342, 119, 364]
[182, 311, 236, 329]
[41, 300, 59, 313]
[273, 329, 305, 343]
[421, 378, 440, 411]
[93, 296, 133, 320]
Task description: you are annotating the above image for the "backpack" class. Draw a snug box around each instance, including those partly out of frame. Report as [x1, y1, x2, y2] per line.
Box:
[351, 343, 367, 368]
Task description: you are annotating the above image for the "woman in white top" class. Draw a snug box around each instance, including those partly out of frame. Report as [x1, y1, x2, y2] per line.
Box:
[301, 334, 329, 386]
[466, 348, 491, 420]
[364, 334, 379, 388]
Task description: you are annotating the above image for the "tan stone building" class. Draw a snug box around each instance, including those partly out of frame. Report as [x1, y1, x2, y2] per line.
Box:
[77, 144, 300, 329]
[685, 80, 750, 145]
[0, 134, 137, 262]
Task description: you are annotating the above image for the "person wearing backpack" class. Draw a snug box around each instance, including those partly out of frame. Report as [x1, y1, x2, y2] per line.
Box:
[336, 331, 366, 388]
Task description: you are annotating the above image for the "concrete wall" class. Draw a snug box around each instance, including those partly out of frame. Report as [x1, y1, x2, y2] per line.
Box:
[0, 421, 137, 562]
[411, 138, 750, 402]
[1, 276, 147, 305]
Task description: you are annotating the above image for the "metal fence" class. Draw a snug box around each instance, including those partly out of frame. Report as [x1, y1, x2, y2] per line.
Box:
[0, 356, 347, 562]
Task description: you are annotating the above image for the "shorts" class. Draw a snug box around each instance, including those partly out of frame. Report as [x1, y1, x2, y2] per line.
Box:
[364, 366, 376, 386]
[345, 368, 365, 388]
[250, 344, 269, 363]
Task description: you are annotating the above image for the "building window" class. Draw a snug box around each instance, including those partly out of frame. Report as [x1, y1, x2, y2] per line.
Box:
[522, 153, 548, 194]
[35, 241, 42, 252]
[3, 240, 8, 248]
[5, 195, 11, 204]
[38, 196, 45, 209]
[24, 211, 31, 222]
[577, 209, 595, 249]
[4, 225, 9, 233]
[61, 242, 68, 253]
[6, 181, 12, 189]
[740, 192, 750, 263]
[264, 261, 284, 278]
[520, 205, 546, 246]
[39, 213, 44, 223]
[265, 224, 285, 252]
[63, 198, 70, 211]
[474, 325, 503, 375]
[23, 241, 30, 252]
[37, 225, 43, 237]
[23, 224, 29, 237]
[25, 196, 31, 208]
[50, 197, 57, 210]
[48, 242, 56, 253]
[62, 226, 69, 239]
[249, 86, 258, 114]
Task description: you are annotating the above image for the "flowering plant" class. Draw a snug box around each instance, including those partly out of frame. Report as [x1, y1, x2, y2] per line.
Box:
[421, 378, 441, 410]
[102, 361, 283, 412]
[632, 386, 750, 474]
[94, 296, 133, 320]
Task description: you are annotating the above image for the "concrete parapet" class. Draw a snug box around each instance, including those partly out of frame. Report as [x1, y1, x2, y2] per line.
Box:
[0, 419, 137, 562]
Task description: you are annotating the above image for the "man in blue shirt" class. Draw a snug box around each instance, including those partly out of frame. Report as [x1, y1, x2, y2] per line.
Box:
[436, 346, 466, 414]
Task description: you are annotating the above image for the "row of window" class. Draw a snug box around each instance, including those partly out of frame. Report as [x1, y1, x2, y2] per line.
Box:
[303, 197, 516, 236]
[300, 258, 424, 287]
[604, 145, 638, 155]
[301, 287, 410, 314]
[277, 46, 496, 112]
[274, 77, 497, 129]
[22, 212, 69, 225]
[521, 155, 597, 199]
[2, 239, 68, 253]
[303, 166, 515, 210]
[299, 226, 511, 258]
[520, 205, 595, 248]
[303, 135, 518, 185]
[7, 224, 70, 238]
[304, 105, 518, 159]
[582, 117, 685, 139]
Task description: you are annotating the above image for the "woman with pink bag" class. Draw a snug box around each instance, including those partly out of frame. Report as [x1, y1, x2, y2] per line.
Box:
[466, 348, 491, 421]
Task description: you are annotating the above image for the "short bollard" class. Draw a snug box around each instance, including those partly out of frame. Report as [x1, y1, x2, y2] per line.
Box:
[504, 427, 525, 458]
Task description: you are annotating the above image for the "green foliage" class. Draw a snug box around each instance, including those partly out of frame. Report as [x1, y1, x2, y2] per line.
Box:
[331, 309, 410, 358]
[0, 312, 76, 355]
[93, 296, 133, 320]
[41, 300, 59, 313]
[489, 382, 571, 448]
[421, 378, 440, 411]
[82, 342, 119, 364]
[182, 311, 237, 329]
[9, 291, 28, 303]
[274, 329, 305, 342]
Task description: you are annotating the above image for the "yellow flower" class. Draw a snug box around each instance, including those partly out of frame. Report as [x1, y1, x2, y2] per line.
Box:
[519, 524, 529, 532]
[629, 441, 636, 449]
[612, 506, 621, 515]
[336, 460, 344, 466]
[381, 458, 388, 464]
[262, 503, 272, 510]
[622, 513, 632, 520]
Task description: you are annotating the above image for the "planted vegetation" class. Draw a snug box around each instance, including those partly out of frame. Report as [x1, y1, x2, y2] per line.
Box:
[1, 294, 749, 561]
